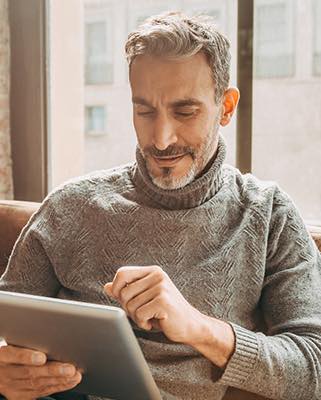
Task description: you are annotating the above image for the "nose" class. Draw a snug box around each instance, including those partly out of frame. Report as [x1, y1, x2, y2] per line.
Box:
[152, 114, 178, 150]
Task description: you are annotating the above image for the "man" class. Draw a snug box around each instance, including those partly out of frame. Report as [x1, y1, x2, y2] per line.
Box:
[0, 11, 321, 400]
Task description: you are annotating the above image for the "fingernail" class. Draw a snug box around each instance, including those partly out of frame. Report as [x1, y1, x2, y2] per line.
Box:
[32, 352, 46, 364]
[60, 365, 75, 376]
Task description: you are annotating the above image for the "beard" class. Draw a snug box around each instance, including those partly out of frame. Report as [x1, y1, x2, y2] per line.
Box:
[141, 117, 221, 190]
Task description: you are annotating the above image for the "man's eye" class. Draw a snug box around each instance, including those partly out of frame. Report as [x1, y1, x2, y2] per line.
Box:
[137, 111, 154, 116]
[175, 111, 194, 117]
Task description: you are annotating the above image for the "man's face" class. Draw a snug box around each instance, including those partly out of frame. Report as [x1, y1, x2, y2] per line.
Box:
[130, 52, 224, 190]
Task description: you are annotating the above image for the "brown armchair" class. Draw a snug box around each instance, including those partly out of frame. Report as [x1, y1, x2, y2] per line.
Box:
[1, 200, 321, 400]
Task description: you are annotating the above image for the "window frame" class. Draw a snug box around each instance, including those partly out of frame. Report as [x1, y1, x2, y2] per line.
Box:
[9, 0, 48, 202]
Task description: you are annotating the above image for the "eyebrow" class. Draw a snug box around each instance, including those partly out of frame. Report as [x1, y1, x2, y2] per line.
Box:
[132, 97, 152, 107]
[132, 97, 203, 108]
[171, 98, 203, 107]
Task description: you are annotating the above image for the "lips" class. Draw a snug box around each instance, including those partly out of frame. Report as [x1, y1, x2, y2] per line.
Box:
[153, 154, 186, 166]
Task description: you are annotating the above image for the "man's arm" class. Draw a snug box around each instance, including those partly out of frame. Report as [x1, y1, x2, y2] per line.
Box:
[105, 189, 321, 400]
[214, 189, 321, 399]
[0, 197, 61, 296]
[182, 314, 235, 369]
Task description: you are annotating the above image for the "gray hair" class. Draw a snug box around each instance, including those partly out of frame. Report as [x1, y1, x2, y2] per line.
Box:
[125, 11, 231, 103]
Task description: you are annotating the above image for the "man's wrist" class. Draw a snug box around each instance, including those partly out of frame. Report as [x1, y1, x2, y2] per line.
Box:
[185, 312, 236, 369]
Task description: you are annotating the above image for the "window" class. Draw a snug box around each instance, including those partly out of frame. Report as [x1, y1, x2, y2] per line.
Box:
[184, 0, 223, 32]
[85, 18, 113, 84]
[127, 1, 179, 33]
[313, 0, 321, 75]
[254, 0, 294, 78]
[253, 0, 321, 224]
[85, 106, 106, 135]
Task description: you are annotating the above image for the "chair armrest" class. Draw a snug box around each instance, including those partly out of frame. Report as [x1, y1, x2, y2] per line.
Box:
[0, 200, 40, 276]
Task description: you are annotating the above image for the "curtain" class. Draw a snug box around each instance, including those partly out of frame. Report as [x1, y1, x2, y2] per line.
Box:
[0, 0, 13, 199]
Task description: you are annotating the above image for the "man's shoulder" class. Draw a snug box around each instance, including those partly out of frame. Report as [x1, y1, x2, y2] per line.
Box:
[223, 164, 277, 196]
[22, 164, 135, 238]
[222, 164, 292, 212]
[44, 163, 134, 209]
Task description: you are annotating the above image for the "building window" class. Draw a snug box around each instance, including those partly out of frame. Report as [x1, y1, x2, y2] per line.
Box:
[203, 9, 221, 22]
[187, 7, 221, 25]
[135, 15, 150, 28]
[85, 21, 113, 84]
[254, 0, 294, 78]
[85, 106, 106, 136]
[313, 0, 321, 75]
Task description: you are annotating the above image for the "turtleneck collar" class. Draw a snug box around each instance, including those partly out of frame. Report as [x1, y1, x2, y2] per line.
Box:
[131, 134, 226, 210]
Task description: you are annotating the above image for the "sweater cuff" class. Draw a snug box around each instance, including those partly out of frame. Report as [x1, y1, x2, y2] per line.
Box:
[218, 323, 259, 387]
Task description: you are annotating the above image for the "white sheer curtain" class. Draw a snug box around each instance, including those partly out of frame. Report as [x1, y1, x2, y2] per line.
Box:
[0, 0, 13, 199]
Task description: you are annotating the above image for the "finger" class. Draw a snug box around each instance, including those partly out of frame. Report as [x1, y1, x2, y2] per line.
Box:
[40, 371, 82, 394]
[2, 361, 77, 381]
[0, 345, 46, 366]
[105, 266, 150, 298]
[107, 266, 161, 299]
[41, 361, 77, 378]
[30, 372, 82, 398]
[135, 297, 166, 331]
[104, 282, 113, 297]
[125, 284, 161, 318]
[15, 371, 82, 392]
[118, 269, 164, 306]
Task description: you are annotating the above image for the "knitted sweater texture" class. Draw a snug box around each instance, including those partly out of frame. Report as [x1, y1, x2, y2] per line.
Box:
[1, 136, 321, 400]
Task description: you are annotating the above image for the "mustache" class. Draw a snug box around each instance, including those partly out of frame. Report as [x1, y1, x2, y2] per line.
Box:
[144, 145, 195, 158]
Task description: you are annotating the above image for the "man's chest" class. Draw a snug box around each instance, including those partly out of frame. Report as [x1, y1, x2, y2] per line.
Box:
[55, 206, 267, 328]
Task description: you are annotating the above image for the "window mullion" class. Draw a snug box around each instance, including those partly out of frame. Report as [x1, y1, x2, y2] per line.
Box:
[236, 0, 254, 174]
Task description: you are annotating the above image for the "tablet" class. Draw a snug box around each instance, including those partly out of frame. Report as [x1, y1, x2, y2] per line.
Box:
[0, 290, 162, 400]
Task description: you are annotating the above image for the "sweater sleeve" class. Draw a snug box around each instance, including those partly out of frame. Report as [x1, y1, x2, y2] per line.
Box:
[218, 188, 321, 400]
[0, 193, 65, 297]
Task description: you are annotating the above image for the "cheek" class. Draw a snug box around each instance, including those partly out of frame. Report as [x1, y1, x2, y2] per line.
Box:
[180, 118, 211, 147]
[133, 116, 149, 148]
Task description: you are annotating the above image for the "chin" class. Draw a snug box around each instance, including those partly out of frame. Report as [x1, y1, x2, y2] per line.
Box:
[151, 168, 197, 190]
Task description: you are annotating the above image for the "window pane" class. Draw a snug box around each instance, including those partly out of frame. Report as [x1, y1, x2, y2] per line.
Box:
[85, 21, 113, 84]
[313, 0, 321, 75]
[254, 0, 294, 78]
[253, 0, 321, 224]
[85, 106, 106, 133]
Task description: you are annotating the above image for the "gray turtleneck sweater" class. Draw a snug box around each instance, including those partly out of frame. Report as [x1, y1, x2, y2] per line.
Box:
[1, 136, 321, 400]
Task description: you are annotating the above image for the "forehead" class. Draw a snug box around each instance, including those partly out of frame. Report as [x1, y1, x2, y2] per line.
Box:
[129, 52, 215, 104]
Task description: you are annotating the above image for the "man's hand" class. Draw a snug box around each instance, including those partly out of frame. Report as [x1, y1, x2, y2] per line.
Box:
[0, 344, 82, 400]
[104, 266, 235, 369]
[104, 265, 204, 344]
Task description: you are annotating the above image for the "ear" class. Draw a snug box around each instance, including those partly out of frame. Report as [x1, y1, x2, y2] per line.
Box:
[220, 87, 240, 127]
